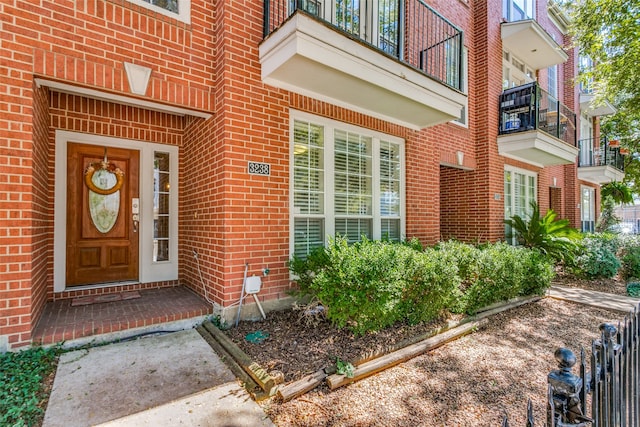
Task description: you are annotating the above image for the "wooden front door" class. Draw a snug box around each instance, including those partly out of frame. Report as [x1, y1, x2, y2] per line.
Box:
[66, 143, 140, 286]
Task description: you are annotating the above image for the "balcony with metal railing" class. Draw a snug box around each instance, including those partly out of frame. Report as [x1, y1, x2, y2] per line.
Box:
[577, 136, 625, 184]
[259, 0, 467, 129]
[497, 82, 579, 167]
[579, 81, 617, 117]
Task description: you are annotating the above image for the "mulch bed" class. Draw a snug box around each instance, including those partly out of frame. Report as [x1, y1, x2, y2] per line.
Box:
[223, 279, 629, 426]
[257, 299, 622, 426]
[224, 307, 462, 384]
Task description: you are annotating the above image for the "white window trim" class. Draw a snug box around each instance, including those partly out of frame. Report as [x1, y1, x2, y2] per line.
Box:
[581, 185, 595, 231]
[504, 165, 538, 244]
[548, 64, 558, 99]
[452, 47, 469, 128]
[289, 110, 406, 256]
[53, 130, 179, 292]
[503, 50, 536, 89]
[127, 0, 191, 25]
[503, 0, 536, 21]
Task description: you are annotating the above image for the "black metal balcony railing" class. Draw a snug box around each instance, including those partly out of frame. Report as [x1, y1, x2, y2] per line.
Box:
[263, 0, 464, 91]
[578, 136, 625, 171]
[498, 82, 577, 147]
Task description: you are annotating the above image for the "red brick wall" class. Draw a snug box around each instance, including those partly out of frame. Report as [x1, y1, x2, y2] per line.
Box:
[0, 0, 589, 349]
[48, 92, 184, 301]
[180, 117, 225, 305]
[30, 84, 52, 347]
[454, 0, 506, 242]
[0, 0, 37, 348]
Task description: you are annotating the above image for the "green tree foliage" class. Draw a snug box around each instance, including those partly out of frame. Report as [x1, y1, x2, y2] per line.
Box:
[570, 1, 640, 109]
[569, 0, 640, 195]
[596, 194, 621, 232]
[601, 181, 634, 204]
[504, 201, 582, 263]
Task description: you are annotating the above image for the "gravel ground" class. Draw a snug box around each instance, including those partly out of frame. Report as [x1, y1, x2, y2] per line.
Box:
[243, 298, 621, 426]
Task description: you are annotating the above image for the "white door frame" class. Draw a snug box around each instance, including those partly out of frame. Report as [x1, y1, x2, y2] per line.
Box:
[53, 130, 179, 291]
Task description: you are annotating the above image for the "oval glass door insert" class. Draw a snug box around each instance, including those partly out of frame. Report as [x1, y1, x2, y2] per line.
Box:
[89, 168, 120, 233]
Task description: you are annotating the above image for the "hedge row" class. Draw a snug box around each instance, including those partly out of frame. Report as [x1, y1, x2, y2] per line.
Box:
[290, 238, 554, 335]
[572, 233, 640, 280]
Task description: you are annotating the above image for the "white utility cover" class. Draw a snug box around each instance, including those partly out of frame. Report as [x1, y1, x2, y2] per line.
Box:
[245, 275, 262, 294]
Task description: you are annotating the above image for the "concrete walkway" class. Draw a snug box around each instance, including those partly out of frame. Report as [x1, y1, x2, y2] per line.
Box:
[548, 285, 640, 313]
[43, 329, 274, 427]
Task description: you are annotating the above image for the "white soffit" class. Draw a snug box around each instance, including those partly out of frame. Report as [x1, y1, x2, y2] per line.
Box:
[35, 78, 211, 119]
[578, 166, 625, 185]
[498, 130, 579, 167]
[259, 13, 466, 130]
[501, 19, 568, 70]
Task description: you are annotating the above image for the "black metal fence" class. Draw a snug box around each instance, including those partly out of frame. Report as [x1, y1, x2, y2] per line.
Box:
[578, 137, 625, 172]
[499, 82, 577, 147]
[263, 0, 464, 91]
[504, 305, 640, 426]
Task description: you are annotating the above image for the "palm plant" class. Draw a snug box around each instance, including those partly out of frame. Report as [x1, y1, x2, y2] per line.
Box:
[504, 201, 582, 263]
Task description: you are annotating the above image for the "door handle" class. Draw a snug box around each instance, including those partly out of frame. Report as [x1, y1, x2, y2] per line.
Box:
[132, 198, 139, 233]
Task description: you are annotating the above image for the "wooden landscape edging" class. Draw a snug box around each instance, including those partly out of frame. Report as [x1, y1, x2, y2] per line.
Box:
[350, 295, 541, 366]
[276, 369, 328, 402]
[199, 295, 542, 402]
[200, 321, 276, 396]
[326, 318, 489, 390]
[196, 324, 268, 400]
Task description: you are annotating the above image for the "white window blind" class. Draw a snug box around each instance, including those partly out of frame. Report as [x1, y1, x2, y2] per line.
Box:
[293, 120, 325, 257]
[504, 167, 537, 244]
[291, 114, 404, 257]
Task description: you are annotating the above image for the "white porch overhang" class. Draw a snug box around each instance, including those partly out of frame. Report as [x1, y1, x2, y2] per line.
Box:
[579, 92, 617, 117]
[501, 19, 568, 70]
[578, 165, 625, 185]
[498, 130, 579, 167]
[35, 78, 212, 119]
[259, 13, 467, 131]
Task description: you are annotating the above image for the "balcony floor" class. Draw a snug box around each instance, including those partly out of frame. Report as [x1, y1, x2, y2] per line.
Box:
[32, 286, 213, 346]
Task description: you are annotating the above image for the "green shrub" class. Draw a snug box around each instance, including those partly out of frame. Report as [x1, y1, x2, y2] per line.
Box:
[290, 238, 554, 333]
[311, 237, 405, 334]
[288, 245, 330, 296]
[627, 282, 640, 297]
[573, 234, 621, 279]
[461, 244, 524, 313]
[397, 247, 460, 325]
[504, 201, 582, 264]
[617, 235, 640, 280]
[437, 241, 554, 314]
[308, 237, 458, 335]
[519, 249, 555, 296]
[621, 247, 640, 280]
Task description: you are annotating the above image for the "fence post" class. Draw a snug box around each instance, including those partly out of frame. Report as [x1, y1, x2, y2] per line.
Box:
[547, 348, 591, 426]
[593, 322, 622, 426]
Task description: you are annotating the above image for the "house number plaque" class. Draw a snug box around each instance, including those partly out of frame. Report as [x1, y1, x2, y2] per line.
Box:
[248, 161, 270, 176]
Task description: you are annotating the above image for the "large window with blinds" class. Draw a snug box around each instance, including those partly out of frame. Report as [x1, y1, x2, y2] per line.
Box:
[504, 166, 537, 245]
[291, 113, 405, 258]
